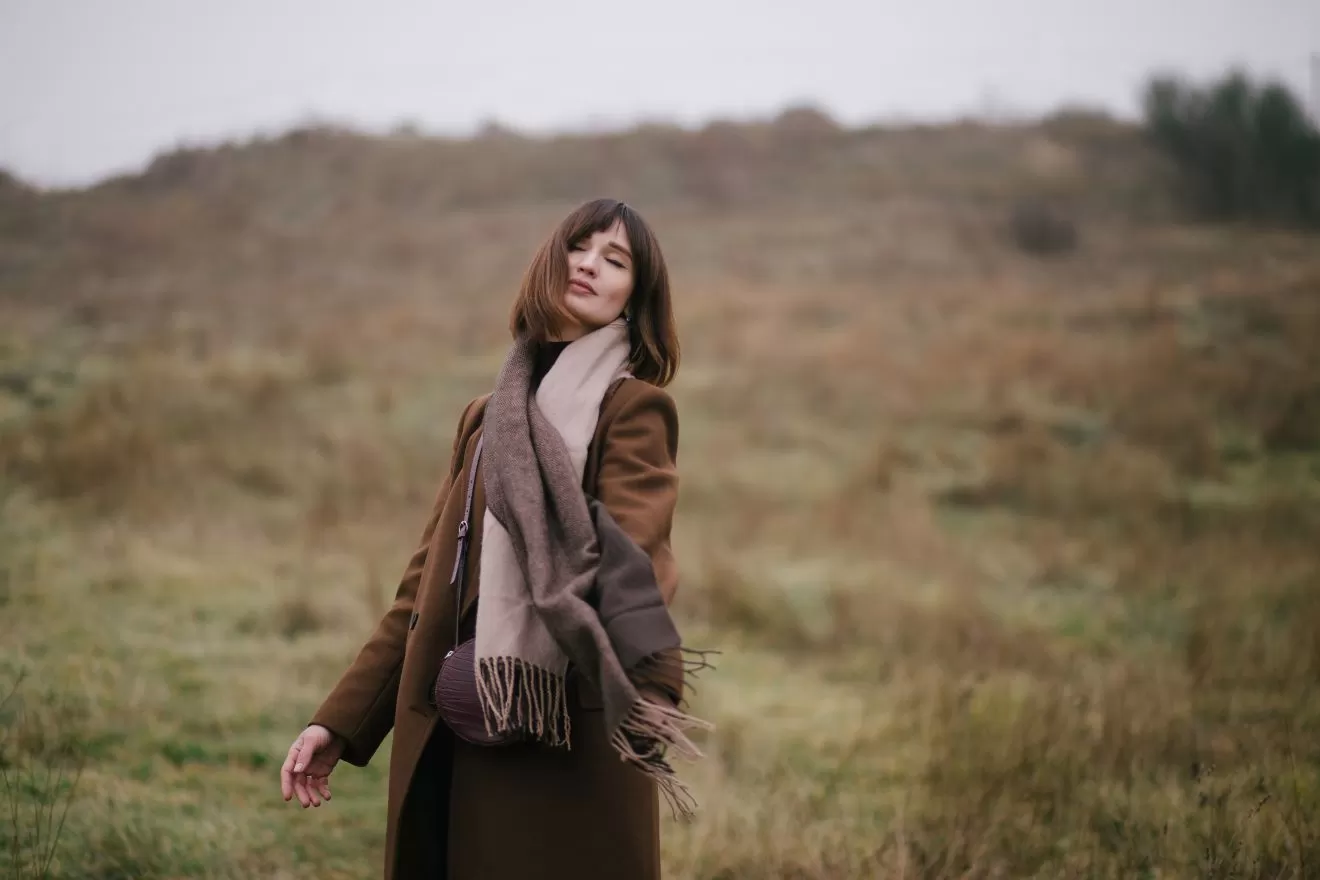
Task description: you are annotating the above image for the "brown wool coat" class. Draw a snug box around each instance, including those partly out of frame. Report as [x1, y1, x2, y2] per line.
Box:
[309, 377, 682, 880]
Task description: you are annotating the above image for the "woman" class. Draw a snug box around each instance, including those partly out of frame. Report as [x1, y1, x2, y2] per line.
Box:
[278, 198, 707, 880]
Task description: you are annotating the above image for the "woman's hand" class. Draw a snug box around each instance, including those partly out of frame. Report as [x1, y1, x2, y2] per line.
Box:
[280, 724, 345, 808]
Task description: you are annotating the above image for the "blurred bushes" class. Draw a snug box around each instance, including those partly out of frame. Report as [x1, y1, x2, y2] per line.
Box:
[1143, 70, 1320, 227]
[0, 350, 303, 508]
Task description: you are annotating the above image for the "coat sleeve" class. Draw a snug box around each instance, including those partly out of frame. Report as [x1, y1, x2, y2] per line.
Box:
[595, 381, 680, 606]
[308, 396, 480, 766]
[595, 381, 685, 704]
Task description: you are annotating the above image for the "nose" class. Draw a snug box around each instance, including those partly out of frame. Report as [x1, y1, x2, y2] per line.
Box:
[573, 249, 599, 276]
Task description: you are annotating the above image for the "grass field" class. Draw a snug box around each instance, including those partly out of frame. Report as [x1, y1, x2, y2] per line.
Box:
[2, 117, 1319, 878]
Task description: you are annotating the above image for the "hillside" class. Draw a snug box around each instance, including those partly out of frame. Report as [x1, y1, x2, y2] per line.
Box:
[1, 115, 1318, 879]
[2, 110, 1166, 311]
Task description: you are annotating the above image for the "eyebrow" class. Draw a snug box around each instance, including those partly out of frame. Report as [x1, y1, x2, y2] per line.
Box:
[606, 239, 633, 260]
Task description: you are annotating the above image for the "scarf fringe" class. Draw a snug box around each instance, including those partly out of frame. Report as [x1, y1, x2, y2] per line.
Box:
[629, 645, 721, 707]
[610, 696, 715, 821]
[632, 646, 719, 679]
[475, 656, 571, 747]
[679, 647, 720, 676]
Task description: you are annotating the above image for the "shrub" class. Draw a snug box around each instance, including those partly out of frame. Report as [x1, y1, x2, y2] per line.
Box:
[1008, 200, 1079, 256]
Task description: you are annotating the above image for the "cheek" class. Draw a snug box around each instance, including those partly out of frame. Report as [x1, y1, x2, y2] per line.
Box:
[607, 275, 634, 310]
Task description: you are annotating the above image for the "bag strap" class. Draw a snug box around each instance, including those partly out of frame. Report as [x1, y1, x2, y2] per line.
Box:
[443, 378, 618, 643]
[448, 432, 484, 645]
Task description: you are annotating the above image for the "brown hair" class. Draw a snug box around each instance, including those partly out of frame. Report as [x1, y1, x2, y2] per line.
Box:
[509, 198, 680, 387]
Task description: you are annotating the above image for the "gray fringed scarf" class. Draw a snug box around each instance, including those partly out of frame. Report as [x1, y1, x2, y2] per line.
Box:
[475, 317, 711, 814]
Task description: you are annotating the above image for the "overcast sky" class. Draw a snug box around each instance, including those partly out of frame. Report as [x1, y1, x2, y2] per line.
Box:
[2, 0, 1317, 188]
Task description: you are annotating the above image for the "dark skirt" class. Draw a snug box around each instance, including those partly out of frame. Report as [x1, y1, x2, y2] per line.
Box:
[396, 722, 455, 877]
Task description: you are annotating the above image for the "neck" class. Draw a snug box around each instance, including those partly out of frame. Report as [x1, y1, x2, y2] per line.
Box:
[549, 321, 587, 343]
[549, 315, 626, 343]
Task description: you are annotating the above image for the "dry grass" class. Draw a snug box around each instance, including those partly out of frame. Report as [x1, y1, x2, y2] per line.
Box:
[1, 117, 1318, 877]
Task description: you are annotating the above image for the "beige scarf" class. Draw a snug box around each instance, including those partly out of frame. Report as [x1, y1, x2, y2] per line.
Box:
[475, 317, 711, 814]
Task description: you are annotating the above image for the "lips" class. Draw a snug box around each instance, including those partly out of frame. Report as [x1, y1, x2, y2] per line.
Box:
[568, 279, 596, 296]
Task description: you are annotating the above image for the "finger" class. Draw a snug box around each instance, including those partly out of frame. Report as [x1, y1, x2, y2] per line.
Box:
[313, 776, 333, 802]
[292, 739, 316, 775]
[280, 741, 302, 801]
[292, 772, 312, 808]
[306, 775, 323, 807]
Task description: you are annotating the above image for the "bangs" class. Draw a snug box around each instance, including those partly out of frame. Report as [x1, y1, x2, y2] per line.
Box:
[559, 200, 644, 256]
[555, 200, 662, 297]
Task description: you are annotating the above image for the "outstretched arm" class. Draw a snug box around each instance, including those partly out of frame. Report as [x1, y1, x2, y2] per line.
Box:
[307, 396, 482, 766]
